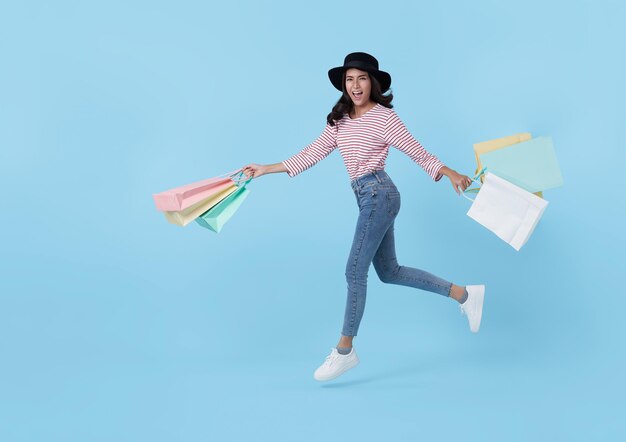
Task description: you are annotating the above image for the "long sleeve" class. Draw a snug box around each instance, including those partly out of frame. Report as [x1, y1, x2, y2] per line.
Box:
[383, 110, 445, 181]
[281, 123, 338, 177]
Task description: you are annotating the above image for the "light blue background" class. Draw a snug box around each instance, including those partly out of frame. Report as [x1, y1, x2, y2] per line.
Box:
[1, 0, 625, 440]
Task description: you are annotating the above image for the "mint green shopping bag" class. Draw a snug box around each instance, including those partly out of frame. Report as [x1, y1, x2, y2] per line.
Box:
[195, 177, 250, 233]
[478, 136, 563, 193]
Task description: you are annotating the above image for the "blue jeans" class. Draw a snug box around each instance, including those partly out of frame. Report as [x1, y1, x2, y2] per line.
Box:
[342, 169, 453, 337]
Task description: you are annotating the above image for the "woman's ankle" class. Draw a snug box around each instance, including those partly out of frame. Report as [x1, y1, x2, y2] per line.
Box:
[449, 284, 467, 303]
[337, 335, 354, 348]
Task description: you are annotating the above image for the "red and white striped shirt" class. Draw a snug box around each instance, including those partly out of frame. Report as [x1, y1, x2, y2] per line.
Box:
[282, 103, 445, 182]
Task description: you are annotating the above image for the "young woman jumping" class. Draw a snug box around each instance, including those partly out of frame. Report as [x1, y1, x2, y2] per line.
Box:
[242, 52, 485, 382]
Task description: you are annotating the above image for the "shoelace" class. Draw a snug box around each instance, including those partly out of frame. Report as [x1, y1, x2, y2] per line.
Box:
[460, 293, 472, 316]
[322, 348, 339, 367]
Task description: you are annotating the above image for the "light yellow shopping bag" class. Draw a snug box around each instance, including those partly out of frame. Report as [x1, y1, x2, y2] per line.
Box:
[163, 184, 238, 226]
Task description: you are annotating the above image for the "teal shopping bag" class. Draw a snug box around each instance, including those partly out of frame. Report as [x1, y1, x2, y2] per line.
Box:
[478, 136, 563, 193]
[196, 179, 250, 233]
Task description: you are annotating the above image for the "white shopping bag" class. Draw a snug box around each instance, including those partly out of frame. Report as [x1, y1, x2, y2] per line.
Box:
[464, 172, 549, 251]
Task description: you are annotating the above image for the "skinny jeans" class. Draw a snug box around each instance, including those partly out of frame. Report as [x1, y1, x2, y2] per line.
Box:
[343, 169, 452, 337]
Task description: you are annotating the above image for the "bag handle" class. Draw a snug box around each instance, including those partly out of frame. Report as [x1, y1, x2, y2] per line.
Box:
[230, 170, 253, 187]
[219, 168, 242, 179]
[215, 169, 251, 186]
[461, 167, 487, 202]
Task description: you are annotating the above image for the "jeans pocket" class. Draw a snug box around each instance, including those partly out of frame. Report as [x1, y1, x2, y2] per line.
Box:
[358, 182, 378, 198]
[386, 191, 401, 216]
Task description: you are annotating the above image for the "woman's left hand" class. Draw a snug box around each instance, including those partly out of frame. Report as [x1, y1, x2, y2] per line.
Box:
[446, 170, 473, 195]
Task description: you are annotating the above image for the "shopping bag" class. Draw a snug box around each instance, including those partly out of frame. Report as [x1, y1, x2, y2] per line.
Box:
[479, 136, 563, 194]
[471, 133, 544, 197]
[196, 181, 251, 233]
[463, 172, 548, 251]
[153, 169, 241, 211]
[473, 133, 532, 181]
[163, 184, 237, 227]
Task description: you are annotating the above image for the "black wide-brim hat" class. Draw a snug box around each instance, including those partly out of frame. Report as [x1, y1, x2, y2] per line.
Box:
[328, 52, 392, 93]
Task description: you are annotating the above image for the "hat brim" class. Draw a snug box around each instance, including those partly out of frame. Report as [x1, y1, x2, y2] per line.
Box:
[328, 62, 391, 93]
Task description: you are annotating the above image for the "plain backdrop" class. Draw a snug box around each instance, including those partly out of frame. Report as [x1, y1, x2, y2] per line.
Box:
[1, 0, 625, 441]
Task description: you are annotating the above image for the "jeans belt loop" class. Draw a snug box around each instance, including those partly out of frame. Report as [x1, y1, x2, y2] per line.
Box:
[373, 170, 382, 184]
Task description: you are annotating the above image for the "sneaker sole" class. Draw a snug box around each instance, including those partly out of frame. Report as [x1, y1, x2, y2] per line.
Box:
[470, 286, 485, 333]
[314, 357, 360, 382]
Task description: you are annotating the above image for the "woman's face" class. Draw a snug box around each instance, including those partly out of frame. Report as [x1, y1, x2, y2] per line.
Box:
[345, 68, 372, 106]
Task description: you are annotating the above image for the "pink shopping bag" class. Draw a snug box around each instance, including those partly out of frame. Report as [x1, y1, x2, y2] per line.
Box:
[152, 169, 241, 211]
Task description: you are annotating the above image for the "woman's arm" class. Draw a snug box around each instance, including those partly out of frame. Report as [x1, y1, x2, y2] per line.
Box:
[383, 110, 446, 181]
[242, 162, 287, 179]
[242, 123, 338, 180]
[438, 166, 473, 195]
[383, 111, 471, 194]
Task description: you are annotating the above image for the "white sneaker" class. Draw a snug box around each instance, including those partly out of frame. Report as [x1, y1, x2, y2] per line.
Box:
[460, 285, 485, 333]
[313, 347, 360, 381]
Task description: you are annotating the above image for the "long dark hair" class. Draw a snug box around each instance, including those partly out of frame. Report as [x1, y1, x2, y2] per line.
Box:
[326, 71, 394, 126]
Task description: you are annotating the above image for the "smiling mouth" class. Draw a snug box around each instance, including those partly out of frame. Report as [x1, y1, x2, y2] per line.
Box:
[353, 91, 363, 99]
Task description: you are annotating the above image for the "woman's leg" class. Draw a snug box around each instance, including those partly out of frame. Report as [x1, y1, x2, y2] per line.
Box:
[341, 195, 395, 340]
[372, 221, 464, 300]
[337, 220, 471, 350]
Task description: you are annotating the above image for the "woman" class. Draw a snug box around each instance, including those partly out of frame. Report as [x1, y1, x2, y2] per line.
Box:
[242, 52, 485, 382]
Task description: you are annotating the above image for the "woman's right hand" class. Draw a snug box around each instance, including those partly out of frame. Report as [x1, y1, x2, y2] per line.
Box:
[242, 163, 267, 179]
